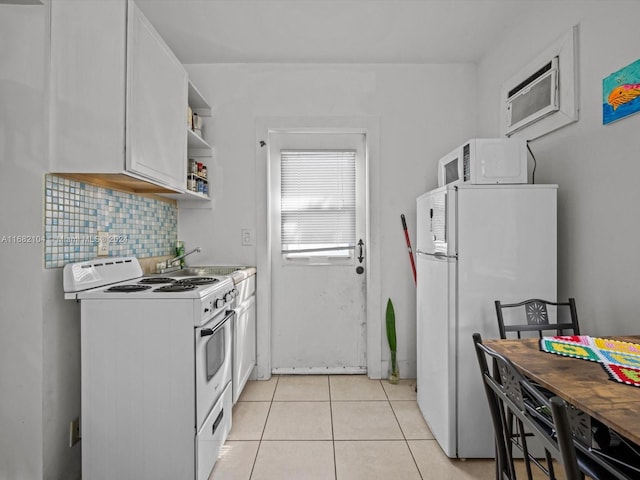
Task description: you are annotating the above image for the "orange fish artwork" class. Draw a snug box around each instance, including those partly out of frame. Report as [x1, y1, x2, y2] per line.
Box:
[607, 83, 640, 110]
[603, 58, 640, 124]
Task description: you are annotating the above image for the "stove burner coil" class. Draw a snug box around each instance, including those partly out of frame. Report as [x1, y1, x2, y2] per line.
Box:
[173, 277, 219, 286]
[106, 285, 153, 293]
[153, 284, 198, 293]
[138, 277, 176, 284]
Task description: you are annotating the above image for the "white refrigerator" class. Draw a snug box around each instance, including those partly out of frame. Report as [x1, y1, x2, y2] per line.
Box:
[415, 183, 557, 458]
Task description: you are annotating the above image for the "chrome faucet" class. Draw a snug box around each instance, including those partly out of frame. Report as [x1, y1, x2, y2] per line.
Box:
[168, 246, 202, 267]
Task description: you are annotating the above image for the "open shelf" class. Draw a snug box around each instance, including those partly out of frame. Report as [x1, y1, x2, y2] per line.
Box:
[188, 129, 211, 149]
[188, 82, 212, 117]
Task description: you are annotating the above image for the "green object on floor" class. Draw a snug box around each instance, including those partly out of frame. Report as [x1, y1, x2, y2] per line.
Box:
[386, 298, 399, 384]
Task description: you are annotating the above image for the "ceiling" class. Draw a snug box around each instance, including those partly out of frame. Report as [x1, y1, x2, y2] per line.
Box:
[135, 0, 551, 65]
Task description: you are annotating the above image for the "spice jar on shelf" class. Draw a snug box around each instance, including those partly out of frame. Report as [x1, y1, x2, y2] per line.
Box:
[192, 113, 202, 137]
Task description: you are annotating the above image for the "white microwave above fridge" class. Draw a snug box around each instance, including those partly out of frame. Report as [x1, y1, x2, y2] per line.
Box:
[437, 138, 528, 187]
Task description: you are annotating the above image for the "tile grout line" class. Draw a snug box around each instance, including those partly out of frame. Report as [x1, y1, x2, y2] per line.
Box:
[328, 376, 338, 480]
[383, 380, 424, 480]
[248, 375, 280, 480]
[242, 376, 433, 479]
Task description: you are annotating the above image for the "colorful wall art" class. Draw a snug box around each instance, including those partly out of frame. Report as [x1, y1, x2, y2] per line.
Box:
[603, 57, 640, 125]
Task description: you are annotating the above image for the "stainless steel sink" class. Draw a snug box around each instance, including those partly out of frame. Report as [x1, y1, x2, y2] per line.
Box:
[167, 266, 249, 277]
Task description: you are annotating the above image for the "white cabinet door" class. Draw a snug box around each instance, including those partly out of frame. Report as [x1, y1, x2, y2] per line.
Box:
[126, 1, 188, 190]
[49, 0, 127, 173]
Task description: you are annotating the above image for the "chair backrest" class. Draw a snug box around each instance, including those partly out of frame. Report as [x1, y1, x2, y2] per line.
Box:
[494, 298, 580, 339]
[472, 333, 583, 480]
[472, 333, 512, 480]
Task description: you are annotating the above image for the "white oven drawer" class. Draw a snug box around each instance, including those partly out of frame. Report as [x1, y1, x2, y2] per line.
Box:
[196, 381, 232, 480]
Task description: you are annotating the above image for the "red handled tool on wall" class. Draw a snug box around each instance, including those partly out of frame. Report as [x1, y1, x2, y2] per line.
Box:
[401, 214, 417, 285]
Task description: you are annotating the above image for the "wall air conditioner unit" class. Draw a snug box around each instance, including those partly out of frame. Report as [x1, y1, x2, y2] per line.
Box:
[505, 57, 559, 135]
[500, 25, 578, 140]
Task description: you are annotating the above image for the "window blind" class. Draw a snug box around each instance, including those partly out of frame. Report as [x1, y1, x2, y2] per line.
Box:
[280, 149, 356, 254]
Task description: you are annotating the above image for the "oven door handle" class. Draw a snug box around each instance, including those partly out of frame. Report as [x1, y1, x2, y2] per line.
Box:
[200, 310, 235, 337]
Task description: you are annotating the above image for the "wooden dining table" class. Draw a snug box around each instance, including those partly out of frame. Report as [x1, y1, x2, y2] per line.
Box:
[484, 335, 640, 446]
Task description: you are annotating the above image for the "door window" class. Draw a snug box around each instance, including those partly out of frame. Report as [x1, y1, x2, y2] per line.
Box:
[280, 149, 356, 264]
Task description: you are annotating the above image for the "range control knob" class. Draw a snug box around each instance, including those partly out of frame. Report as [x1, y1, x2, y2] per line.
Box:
[224, 292, 233, 302]
[231, 288, 239, 297]
[214, 298, 225, 308]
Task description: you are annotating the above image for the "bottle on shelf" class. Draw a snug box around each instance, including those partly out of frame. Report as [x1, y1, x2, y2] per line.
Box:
[186, 157, 208, 195]
[192, 113, 202, 137]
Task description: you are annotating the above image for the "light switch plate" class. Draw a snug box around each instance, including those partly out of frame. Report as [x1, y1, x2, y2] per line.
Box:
[241, 228, 254, 246]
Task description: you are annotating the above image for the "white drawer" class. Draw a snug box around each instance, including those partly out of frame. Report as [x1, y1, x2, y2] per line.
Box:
[196, 382, 232, 480]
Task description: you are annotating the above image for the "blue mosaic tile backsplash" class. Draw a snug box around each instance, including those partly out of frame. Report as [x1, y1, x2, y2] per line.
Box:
[44, 174, 178, 268]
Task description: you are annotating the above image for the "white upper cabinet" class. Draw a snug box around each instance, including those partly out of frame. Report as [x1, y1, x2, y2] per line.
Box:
[126, 1, 187, 189]
[49, 0, 127, 174]
[49, 0, 192, 195]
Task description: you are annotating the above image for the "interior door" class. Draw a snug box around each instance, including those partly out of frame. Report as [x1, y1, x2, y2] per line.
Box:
[269, 132, 367, 373]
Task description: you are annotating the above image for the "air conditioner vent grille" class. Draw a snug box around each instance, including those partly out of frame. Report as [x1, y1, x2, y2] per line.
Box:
[508, 60, 554, 99]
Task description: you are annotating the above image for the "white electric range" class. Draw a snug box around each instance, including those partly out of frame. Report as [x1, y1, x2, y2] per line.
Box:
[64, 257, 237, 480]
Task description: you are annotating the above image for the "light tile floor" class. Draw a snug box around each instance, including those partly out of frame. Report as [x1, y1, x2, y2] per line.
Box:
[209, 375, 500, 480]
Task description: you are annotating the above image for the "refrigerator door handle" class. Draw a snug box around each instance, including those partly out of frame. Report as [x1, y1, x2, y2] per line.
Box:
[416, 249, 457, 260]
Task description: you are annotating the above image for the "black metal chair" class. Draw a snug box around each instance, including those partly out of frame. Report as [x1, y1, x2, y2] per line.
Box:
[472, 333, 515, 480]
[474, 333, 569, 479]
[493, 298, 581, 477]
[474, 333, 636, 480]
[494, 298, 580, 340]
[472, 333, 633, 480]
[551, 395, 638, 480]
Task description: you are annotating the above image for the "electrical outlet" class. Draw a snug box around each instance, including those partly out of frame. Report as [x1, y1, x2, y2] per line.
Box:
[241, 228, 254, 246]
[97, 231, 109, 256]
[69, 418, 80, 447]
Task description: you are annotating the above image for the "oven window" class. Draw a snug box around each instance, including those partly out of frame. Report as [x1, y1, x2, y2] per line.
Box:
[206, 326, 225, 381]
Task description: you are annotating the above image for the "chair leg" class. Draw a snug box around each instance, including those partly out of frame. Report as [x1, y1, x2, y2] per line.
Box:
[504, 415, 517, 479]
[545, 449, 555, 479]
[513, 419, 534, 480]
[502, 412, 517, 479]
[495, 437, 516, 480]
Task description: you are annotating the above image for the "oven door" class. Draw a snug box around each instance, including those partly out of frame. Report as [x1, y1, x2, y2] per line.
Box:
[195, 310, 233, 429]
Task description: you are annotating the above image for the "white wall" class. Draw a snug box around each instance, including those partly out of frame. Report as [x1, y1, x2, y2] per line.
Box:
[0, 4, 47, 479]
[1, 4, 81, 479]
[181, 63, 476, 377]
[42, 272, 81, 480]
[476, 1, 640, 335]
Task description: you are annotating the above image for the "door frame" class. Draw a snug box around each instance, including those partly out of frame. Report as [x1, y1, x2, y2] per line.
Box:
[255, 116, 381, 380]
